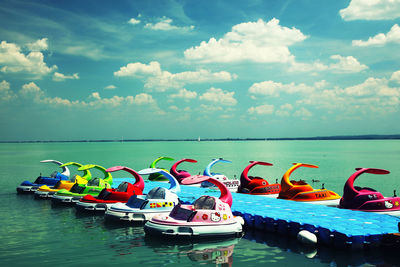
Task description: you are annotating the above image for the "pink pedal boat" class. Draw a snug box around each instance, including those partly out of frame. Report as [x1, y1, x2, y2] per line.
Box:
[170, 158, 198, 183]
[339, 168, 400, 216]
[144, 175, 243, 238]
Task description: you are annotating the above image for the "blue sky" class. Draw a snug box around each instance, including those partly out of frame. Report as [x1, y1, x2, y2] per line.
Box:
[1, 0, 400, 141]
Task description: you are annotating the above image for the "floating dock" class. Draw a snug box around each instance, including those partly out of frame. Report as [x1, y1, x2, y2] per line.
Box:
[114, 179, 400, 249]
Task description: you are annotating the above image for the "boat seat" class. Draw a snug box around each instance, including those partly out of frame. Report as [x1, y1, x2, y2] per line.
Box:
[116, 182, 128, 192]
[146, 187, 166, 200]
[87, 178, 100, 186]
[355, 186, 377, 192]
[97, 189, 111, 200]
[194, 196, 215, 210]
[54, 180, 62, 189]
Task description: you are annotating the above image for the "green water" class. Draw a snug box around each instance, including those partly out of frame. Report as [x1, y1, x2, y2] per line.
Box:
[1, 140, 400, 266]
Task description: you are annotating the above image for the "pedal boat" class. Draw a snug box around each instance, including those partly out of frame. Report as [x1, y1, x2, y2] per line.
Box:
[51, 164, 112, 204]
[237, 161, 281, 196]
[105, 168, 180, 223]
[339, 168, 400, 216]
[17, 160, 70, 193]
[76, 166, 145, 212]
[170, 158, 198, 183]
[201, 158, 240, 192]
[144, 175, 243, 238]
[148, 156, 174, 182]
[34, 162, 91, 199]
[277, 163, 341, 206]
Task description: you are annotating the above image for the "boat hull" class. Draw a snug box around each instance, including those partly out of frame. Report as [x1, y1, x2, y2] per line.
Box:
[105, 208, 170, 223]
[144, 220, 242, 238]
[51, 195, 81, 204]
[75, 201, 115, 212]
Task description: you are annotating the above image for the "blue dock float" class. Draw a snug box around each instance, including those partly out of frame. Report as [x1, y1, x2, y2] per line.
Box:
[113, 179, 400, 249]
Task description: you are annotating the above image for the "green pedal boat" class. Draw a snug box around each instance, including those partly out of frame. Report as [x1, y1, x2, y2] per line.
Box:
[51, 164, 112, 204]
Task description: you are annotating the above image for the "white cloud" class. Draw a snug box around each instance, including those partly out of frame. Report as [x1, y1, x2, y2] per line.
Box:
[293, 107, 312, 117]
[0, 40, 57, 78]
[390, 70, 400, 83]
[249, 80, 315, 96]
[169, 88, 197, 100]
[340, 0, 400, 21]
[296, 71, 400, 116]
[199, 87, 237, 106]
[344, 77, 400, 97]
[169, 105, 179, 111]
[114, 61, 236, 91]
[104, 85, 117, 90]
[52, 72, 79, 82]
[114, 61, 162, 77]
[289, 55, 367, 73]
[184, 18, 307, 63]
[276, 103, 293, 117]
[144, 16, 194, 31]
[352, 24, 400, 46]
[19, 82, 43, 98]
[248, 104, 275, 115]
[13, 82, 162, 111]
[328, 55, 368, 73]
[129, 93, 155, 105]
[199, 104, 223, 112]
[128, 18, 141, 25]
[26, 38, 48, 51]
[0, 80, 16, 101]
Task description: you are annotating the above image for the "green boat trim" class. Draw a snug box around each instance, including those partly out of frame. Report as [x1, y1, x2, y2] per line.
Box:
[149, 156, 174, 182]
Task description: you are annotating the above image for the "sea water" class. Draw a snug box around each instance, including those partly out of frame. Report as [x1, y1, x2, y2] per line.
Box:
[0, 140, 399, 266]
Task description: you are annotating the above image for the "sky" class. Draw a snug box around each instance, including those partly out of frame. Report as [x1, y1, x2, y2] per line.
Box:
[1, 0, 400, 141]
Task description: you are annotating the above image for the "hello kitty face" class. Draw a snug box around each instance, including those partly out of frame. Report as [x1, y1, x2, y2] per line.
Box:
[210, 212, 221, 222]
[384, 201, 393, 209]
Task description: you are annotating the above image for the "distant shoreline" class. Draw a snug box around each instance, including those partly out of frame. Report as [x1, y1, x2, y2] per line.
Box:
[1, 134, 400, 143]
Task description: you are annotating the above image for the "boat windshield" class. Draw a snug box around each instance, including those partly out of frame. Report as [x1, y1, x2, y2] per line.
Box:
[70, 175, 78, 183]
[146, 187, 166, 200]
[116, 182, 128, 192]
[169, 205, 196, 221]
[87, 178, 100, 186]
[193, 196, 215, 210]
[49, 171, 58, 178]
[70, 183, 85, 194]
[33, 176, 43, 183]
[126, 195, 148, 209]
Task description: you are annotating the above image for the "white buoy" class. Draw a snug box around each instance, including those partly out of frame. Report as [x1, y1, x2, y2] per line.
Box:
[297, 230, 317, 245]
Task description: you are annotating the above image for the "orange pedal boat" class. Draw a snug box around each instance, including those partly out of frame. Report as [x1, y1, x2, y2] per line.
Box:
[278, 163, 341, 206]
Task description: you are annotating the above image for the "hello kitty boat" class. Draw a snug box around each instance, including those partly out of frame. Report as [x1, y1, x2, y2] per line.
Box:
[170, 158, 198, 183]
[144, 175, 243, 238]
[339, 168, 400, 216]
[201, 158, 240, 192]
[104, 168, 180, 222]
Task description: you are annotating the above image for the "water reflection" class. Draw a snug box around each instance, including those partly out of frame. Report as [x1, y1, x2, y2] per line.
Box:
[244, 229, 400, 267]
[144, 236, 240, 266]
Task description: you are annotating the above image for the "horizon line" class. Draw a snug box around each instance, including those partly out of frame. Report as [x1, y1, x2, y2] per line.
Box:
[1, 134, 400, 143]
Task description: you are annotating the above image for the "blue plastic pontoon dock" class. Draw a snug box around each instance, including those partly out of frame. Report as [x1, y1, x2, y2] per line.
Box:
[113, 179, 400, 249]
